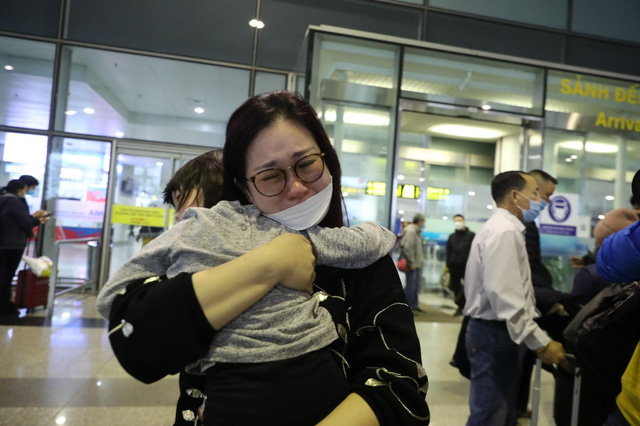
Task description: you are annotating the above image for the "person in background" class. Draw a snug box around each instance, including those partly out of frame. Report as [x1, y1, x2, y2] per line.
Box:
[18, 175, 39, 196]
[445, 214, 474, 315]
[571, 207, 638, 304]
[595, 170, 640, 426]
[517, 170, 575, 418]
[463, 171, 567, 426]
[401, 213, 426, 313]
[0, 180, 49, 315]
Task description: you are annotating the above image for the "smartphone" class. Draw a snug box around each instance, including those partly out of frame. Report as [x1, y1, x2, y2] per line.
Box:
[42, 211, 54, 217]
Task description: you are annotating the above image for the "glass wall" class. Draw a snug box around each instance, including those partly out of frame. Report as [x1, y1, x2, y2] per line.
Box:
[310, 33, 401, 227]
[42, 137, 111, 281]
[254, 71, 288, 95]
[429, 0, 568, 30]
[402, 47, 545, 115]
[0, 36, 56, 130]
[54, 46, 250, 147]
[543, 69, 640, 291]
[307, 28, 640, 292]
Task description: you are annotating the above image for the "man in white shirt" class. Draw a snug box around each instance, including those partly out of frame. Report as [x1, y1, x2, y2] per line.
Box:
[463, 171, 567, 426]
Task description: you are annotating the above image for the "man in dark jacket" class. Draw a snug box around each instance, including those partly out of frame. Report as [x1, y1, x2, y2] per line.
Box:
[446, 214, 474, 314]
[519, 169, 579, 419]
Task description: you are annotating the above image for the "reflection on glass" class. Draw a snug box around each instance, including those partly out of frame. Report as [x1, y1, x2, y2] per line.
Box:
[0, 36, 55, 129]
[55, 46, 250, 146]
[402, 47, 544, 115]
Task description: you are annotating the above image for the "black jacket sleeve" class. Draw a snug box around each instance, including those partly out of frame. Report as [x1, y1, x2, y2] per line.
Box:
[107, 273, 215, 384]
[328, 255, 430, 424]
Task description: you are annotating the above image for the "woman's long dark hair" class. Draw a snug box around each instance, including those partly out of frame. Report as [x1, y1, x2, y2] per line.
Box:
[1, 179, 27, 195]
[223, 91, 344, 228]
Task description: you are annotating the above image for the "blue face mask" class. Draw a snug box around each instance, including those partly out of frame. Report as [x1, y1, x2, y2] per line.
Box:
[516, 192, 542, 223]
[26, 189, 36, 196]
[540, 199, 548, 211]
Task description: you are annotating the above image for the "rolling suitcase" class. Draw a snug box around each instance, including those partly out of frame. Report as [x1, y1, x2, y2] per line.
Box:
[15, 269, 49, 310]
[530, 357, 582, 426]
[14, 243, 49, 311]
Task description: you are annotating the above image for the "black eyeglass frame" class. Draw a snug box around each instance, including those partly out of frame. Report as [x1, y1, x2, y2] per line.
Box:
[246, 152, 326, 197]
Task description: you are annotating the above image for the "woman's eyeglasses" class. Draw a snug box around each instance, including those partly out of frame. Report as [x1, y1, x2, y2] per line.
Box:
[246, 153, 326, 197]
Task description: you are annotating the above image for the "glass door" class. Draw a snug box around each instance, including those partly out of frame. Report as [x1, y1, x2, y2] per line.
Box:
[100, 143, 203, 283]
[107, 150, 176, 277]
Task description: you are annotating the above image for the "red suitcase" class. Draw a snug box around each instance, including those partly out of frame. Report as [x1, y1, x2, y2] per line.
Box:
[15, 269, 49, 310]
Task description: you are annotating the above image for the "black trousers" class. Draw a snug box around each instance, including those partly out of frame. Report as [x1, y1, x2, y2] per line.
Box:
[0, 249, 23, 309]
[204, 348, 350, 426]
[449, 267, 466, 309]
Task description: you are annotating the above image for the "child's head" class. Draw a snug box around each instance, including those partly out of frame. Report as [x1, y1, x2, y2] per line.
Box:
[163, 149, 224, 222]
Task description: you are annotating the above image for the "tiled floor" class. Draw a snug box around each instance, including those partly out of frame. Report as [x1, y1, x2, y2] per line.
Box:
[0, 291, 558, 425]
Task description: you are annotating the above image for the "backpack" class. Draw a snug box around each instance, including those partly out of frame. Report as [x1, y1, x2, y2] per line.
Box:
[563, 281, 640, 403]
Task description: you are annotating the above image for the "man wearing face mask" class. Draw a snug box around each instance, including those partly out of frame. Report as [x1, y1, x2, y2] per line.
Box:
[463, 171, 567, 426]
[446, 214, 475, 315]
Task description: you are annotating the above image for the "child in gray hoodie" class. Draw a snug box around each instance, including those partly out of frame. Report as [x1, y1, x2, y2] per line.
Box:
[97, 199, 396, 372]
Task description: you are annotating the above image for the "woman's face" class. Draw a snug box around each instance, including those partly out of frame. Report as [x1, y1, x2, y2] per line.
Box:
[244, 119, 331, 215]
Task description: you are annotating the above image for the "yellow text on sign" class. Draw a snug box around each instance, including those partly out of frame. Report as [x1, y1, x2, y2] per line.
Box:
[112, 205, 166, 227]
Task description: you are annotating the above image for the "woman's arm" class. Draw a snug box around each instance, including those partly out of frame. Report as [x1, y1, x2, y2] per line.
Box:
[316, 393, 379, 426]
[192, 233, 315, 329]
[106, 233, 316, 382]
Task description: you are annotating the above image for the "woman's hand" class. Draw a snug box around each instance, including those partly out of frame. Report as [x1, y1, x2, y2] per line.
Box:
[262, 234, 315, 293]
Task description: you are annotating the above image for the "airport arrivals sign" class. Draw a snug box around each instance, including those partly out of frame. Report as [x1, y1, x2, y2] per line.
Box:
[559, 75, 640, 132]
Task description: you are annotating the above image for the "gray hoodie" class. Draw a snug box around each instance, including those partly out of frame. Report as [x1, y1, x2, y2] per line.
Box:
[97, 200, 395, 368]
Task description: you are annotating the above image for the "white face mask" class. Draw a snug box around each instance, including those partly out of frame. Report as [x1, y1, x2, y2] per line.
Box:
[265, 179, 333, 230]
[454, 221, 464, 231]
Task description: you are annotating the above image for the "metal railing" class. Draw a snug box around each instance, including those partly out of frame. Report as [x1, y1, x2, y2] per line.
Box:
[45, 237, 101, 323]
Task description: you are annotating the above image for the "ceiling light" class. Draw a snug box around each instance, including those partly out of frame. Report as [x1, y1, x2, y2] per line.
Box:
[323, 110, 390, 127]
[570, 155, 578, 159]
[397, 175, 405, 181]
[468, 191, 476, 196]
[55, 416, 66, 425]
[487, 205, 494, 209]
[598, 214, 605, 220]
[194, 107, 205, 114]
[4, 65, 14, 71]
[605, 195, 614, 201]
[419, 178, 424, 182]
[481, 104, 492, 111]
[249, 19, 265, 29]
[156, 161, 164, 167]
[114, 131, 124, 138]
[564, 158, 573, 162]
[399, 210, 405, 214]
[83, 107, 95, 114]
[342, 191, 349, 197]
[429, 124, 504, 139]
[559, 141, 618, 154]
[65, 110, 77, 116]
[442, 216, 448, 220]
[96, 381, 102, 386]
